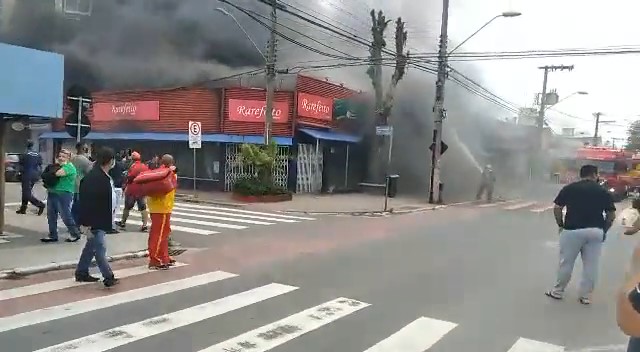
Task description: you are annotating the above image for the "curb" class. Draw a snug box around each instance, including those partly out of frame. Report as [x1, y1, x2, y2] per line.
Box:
[282, 205, 446, 216]
[175, 194, 246, 208]
[0, 249, 149, 280]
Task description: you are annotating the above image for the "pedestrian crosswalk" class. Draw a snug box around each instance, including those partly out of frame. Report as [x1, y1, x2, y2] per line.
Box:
[472, 199, 556, 213]
[0, 233, 24, 245]
[0, 265, 568, 351]
[117, 201, 316, 236]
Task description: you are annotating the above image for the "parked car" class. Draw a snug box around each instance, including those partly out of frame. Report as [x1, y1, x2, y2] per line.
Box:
[5, 153, 21, 182]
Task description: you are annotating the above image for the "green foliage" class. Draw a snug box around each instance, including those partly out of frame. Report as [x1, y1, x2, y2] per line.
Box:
[627, 120, 640, 151]
[233, 176, 287, 196]
[233, 142, 288, 196]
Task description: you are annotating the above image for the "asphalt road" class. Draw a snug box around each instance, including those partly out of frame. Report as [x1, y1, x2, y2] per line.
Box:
[0, 186, 635, 351]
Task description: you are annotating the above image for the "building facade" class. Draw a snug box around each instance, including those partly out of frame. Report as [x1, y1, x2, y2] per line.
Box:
[41, 74, 369, 193]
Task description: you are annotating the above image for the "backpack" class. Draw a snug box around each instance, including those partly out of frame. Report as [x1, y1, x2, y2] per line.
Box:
[41, 164, 61, 189]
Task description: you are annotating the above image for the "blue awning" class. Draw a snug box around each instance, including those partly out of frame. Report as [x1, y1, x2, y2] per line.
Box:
[299, 128, 362, 143]
[38, 131, 293, 146]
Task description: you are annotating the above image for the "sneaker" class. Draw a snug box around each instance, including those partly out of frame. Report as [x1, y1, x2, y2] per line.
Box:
[167, 259, 177, 266]
[545, 291, 563, 300]
[75, 273, 100, 283]
[103, 277, 119, 288]
[115, 221, 126, 230]
[15, 208, 26, 215]
[40, 237, 58, 243]
[65, 236, 81, 243]
[140, 225, 149, 232]
[579, 297, 591, 305]
[37, 205, 45, 216]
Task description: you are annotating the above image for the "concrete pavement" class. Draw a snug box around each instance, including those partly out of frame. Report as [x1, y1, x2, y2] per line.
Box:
[0, 182, 322, 272]
[0, 194, 633, 351]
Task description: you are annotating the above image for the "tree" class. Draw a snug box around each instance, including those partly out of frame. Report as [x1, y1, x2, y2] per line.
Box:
[367, 10, 409, 125]
[627, 120, 640, 151]
[366, 10, 409, 181]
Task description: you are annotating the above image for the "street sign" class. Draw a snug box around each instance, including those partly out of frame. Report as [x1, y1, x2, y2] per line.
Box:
[429, 141, 449, 155]
[188, 121, 202, 149]
[376, 125, 393, 136]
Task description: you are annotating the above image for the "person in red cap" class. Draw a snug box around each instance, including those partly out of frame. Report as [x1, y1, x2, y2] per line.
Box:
[116, 151, 150, 232]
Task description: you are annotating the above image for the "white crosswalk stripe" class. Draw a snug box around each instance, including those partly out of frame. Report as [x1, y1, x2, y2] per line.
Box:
[507, 337, 565, 351]
[472, 200, 558, 213]
[0, 268, 569, 352]
[363, 317, 457, 351]
[0, 233, 24, 245]
[116, 201, 316, 237]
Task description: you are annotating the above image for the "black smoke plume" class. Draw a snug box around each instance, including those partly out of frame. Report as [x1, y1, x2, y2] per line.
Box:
[0, 0, 269, 91]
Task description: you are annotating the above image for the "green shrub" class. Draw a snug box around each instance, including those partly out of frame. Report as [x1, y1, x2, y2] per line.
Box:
[233, 176, 288, 196]
[232, 142, 289, 196]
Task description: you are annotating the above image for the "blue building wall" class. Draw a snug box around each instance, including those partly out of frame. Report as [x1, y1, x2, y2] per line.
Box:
[0, 43, 64, 120]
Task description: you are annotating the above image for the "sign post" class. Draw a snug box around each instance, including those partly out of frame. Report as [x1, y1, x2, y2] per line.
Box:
[376, 125, 394, 212]
[188, 121, 202, 193]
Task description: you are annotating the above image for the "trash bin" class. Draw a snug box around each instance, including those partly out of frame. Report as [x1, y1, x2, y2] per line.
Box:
[386, 174, 400, 198]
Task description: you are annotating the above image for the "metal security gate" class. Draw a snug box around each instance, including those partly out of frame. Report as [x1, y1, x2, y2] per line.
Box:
[224, 143, 290, 191]
[297, 143, 323, 193]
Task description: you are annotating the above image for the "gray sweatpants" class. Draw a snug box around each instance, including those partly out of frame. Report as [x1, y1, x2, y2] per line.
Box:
[551, 227, 604, 298]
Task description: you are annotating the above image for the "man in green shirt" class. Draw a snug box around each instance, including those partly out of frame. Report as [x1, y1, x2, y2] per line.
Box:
[42, 149, 82, 243]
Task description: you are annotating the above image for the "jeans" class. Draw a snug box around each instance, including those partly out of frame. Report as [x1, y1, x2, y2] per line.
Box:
[629, 337, 640, 351]
[71, 193, 81, 225]
[20, 176, 44, 208]
[552, 227, 604, 298]
[75, 229, 113, 279]
[47, 191, 80, 240]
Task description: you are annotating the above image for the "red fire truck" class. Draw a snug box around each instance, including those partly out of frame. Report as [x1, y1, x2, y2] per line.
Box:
[574, 146, 635, 201]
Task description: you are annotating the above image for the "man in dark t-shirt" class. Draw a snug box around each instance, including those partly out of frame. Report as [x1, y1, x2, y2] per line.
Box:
[545, 164, 616, 305]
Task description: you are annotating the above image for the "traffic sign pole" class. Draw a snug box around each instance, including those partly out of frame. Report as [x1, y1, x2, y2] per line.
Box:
[188, 121, 202, 193]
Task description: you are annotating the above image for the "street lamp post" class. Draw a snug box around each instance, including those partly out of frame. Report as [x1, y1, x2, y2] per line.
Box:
[429, 7, 521, 204]
[544, 91, 588, 112]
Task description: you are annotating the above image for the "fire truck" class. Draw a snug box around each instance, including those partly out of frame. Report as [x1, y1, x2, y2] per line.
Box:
[573, 146, 637, 201]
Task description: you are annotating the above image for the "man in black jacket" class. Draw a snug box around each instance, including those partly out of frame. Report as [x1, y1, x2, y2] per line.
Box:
[75, 147, 119, 287]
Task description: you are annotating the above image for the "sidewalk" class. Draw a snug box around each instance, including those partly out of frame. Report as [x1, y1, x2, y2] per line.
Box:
[0, 209, 147, 274]
[177, 189, 435, 214]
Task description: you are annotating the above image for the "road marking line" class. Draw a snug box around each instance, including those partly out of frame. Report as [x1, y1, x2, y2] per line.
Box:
[507, 338, 565, 352]
[504, 201, 538, 210]
[169, 210, 274, 225]
[0, 234, 24, 239]
[120, 211, 247, 230]
[478, 199, 521, 208]
[172, 206, 299, 223]
[174, 202, 316, 221]
[531, 205, 555, 213]
[199, 297, 370, 352]
[0, 271, 238, 333]
[3, 202, 22, 207]
[0, 239, 9, 244]
[121, 218, 219, 236]
[363, 316, 457, 351]
[33, 283, 298, 352]
[0, 263, 187, 301]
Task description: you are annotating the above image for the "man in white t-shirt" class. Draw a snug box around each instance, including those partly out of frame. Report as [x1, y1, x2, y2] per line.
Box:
[623, 198, 640, 236]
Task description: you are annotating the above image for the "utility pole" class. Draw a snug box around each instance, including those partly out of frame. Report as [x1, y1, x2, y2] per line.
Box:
[428, 0, 449, 204]
[536, 65, 574, 138]
[534, 65, 573, 178]
[264, 0, 278, 145]
[593, 112, 602, 146]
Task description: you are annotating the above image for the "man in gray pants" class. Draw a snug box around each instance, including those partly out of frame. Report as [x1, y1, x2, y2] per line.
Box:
[546, 164, 616, 305]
